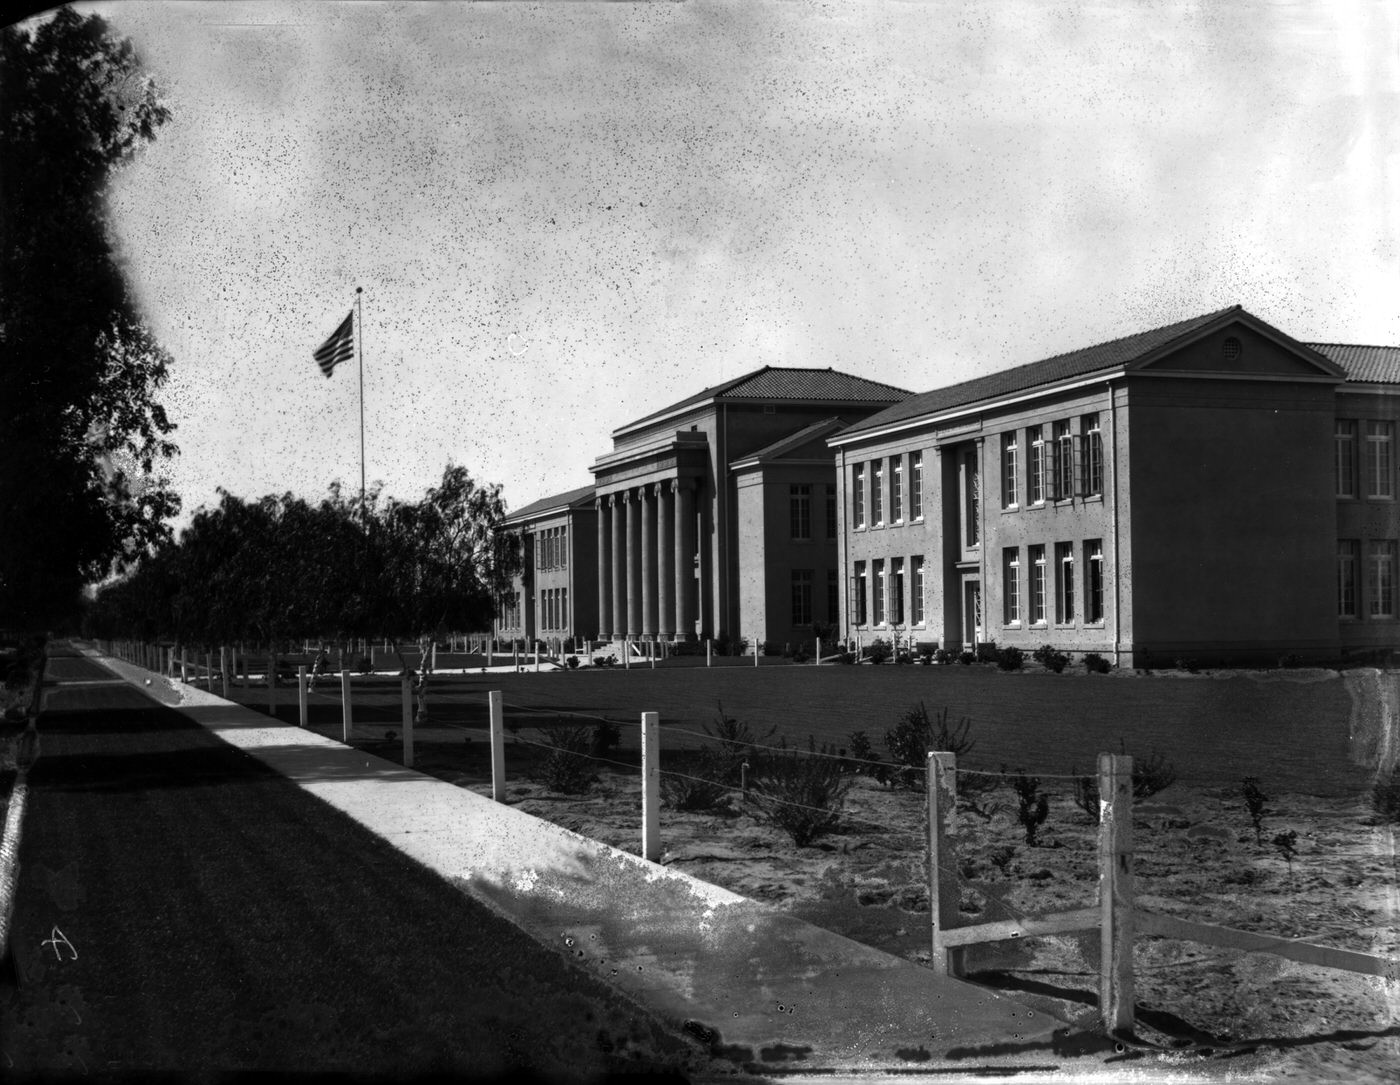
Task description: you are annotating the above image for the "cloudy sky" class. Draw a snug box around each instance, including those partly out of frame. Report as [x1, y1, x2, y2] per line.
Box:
[71, 0, 1400, 525]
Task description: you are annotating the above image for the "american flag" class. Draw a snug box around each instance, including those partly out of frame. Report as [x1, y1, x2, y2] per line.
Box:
[313, 311, 354, 377]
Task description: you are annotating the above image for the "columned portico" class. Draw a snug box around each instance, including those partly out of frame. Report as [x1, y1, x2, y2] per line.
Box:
[593, 478, 702, 643]
[596, 497, 612, 638]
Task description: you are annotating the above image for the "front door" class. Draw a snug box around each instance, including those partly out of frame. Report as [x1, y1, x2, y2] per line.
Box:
[963, 579, 982, 649]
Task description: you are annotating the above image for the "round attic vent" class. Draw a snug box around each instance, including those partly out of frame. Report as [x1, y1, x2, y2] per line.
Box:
[1222, 336, 1242, 362]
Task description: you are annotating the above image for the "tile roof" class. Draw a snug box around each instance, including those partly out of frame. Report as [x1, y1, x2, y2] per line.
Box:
[1307, 344, 1400, 385]
[504, 483, 595, 523]
[836, 306, 1270, 440]
[620, 366, 910, 432]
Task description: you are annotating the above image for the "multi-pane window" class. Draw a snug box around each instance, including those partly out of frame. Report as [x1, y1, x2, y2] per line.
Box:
[872, 559, 886, 624]
[790, 484, 812, 540]
[872, 461, 885, 525]
[1029, 426, 1046, 504]
[911, 556, 925, 624]
[1002, 432, 1019, 509]
[1086, 540, 1104, 623]
[1369, 540, 1396, 618]
[1083, 414, 1103, 497]
[1030, 545, 1047, 624]
[911, 452, 924, 520]
[964, 448, 980, 547]
[1339, 540, 1359, 618]
[1003, 548, 1021, 625]
[561, 588, 569, 627]
[1366, 422, 1394, 499]
[1053, 421, 1074, 500]
[825, 485, 838, 539]
[853, 464, 866, 528]
[1336, 421, 1358, 498]
[854, 561, 868, 624]
[1056, 542, 1075, 623]
[560, 528, 567, 568]
[791, 570, 813, 625]
[891, 558, 905, 625]
[827, 569, 839, 622]
[891, 457, 904, 523]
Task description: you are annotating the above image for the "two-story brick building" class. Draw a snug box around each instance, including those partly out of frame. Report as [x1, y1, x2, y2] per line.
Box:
[830, 305, 1400, 665]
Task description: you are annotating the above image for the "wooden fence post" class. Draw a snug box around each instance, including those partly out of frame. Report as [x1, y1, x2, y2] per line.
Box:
[401, 674, 414, 768]
[1099, 752, 1135, 1033]
[706, 639, 712, 667]
[489, 690, 505, 802]
[624, 638, 631, 669]
[753, 636, 759, 667]
[297, 666, 308, 727]
[205, 651, 213, 690]
[180, 648, 188, 685]
[815, 637, 820, 665]
[927, 751, 962, 977]
[340, 669, 352, 743]
[641, 711, 660, 862]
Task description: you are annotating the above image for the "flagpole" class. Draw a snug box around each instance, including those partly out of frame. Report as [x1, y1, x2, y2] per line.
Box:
[356, 286, 365, 518]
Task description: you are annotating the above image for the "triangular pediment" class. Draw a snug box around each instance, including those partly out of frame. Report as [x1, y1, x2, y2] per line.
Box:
[1132, 310, 1345, 381]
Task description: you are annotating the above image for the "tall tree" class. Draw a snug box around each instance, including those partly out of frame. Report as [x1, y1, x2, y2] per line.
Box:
[1, 7, 179, 630]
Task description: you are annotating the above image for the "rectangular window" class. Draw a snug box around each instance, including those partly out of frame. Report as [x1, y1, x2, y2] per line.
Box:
[911, 452, 924, 520]
[1030, 545, 1047, 624]
[825, 484, 838, 539]
[891, 456, 904, 523]
[854, 561, 867, 625]
[1339, 540, 1359, 618]
[1053, 421, 1074, 500]
[872, 461, 885, 525]
[1336, 421, 1358, 498]
[1083, 414, 1103, 497]
[853, 464, 866, 528]
[1056, 542, 1075, 623]
[1086, 540, 1104, 623]
[964, 448, 980, 547]
[827, 569, 839, 622]
[911, 556, 925, 624]
[561, 587, 569, 628]
[1367, 421, 1394, 499]
[891, 557, 905, 625]
[872, 559, 886, 624]
[1003, 548, 1021, 625]
[1369, 540, 1396, 618]
[560, 527, 567, 568]
[1029, 425, 1046, 504]
[790, 484, 812, 540]
[1001, 432, 1019, 509]
[791, 570, 813, 626]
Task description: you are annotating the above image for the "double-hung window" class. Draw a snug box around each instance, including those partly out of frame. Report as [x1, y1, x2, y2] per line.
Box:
[853, 561, 867, 624]
[791, 570, 813, 625]
[911, 556, 925, 624]
[891, 558, 905, 625]
[1369, 540, 1396, 618]
[853, 464, 866, 528]
[1366, 422, 1394, 499]
[1053, 421, 1074, 500]
[1030, 545, 1047, 624]
[1029, 426, 1046, 505]
[1086, 540, 1104, 624]
[1336, 421, 1358, 498]
[1003, 548, 1021, 625]
[1002, 432, 1019, 509]
[891, 457, 904, 523]
[1083, 414, 1103, 497]
[911, 452, 924, 520]
[872, 559, 886, 624]
[825, 485, 838, 538]
[872, 461, 885, 525]
[1339, 540, 1359, 618]
[1056, 542, 1075, 623]
[790, 484, 812, 540]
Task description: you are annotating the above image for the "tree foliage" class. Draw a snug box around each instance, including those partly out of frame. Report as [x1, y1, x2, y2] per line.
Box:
[1, 7, 179, 629]
[83, 466, 522, 648]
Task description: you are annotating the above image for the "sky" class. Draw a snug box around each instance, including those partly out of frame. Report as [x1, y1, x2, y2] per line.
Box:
[61, 0, 1400, 527]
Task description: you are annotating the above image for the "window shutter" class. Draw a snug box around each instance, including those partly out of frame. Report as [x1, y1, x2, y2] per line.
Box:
[1073, 434, 1084, 496]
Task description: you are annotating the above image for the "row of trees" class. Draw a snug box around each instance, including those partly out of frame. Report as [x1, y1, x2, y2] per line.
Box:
[84, 466, 522, 654]
[2, 8, 181, 631]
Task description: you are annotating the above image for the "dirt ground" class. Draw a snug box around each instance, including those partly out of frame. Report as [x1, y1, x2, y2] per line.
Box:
[381, 723, 1400, 1082]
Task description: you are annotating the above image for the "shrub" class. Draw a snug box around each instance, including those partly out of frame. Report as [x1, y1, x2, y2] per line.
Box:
[1272, 829, 1299, 878]
[1371, 765, 1400, 823]
[1133, 749, 1178, 800]
[917, 643, 936, 665]
[867, 638, 892, 665]
[837, 651, 856, 665]
[589, 720, 621, 759]
[845, 729, 877, 771]
[354, 655, 374, 675]
[704, 702, 777, 783]
[531, 725, 597, 793]
[1242, 776, 1269, 845]
[565, 655, 580, 669]
[748, 736, 853, 846]
[1083, 652, 1111, 674]
[791, 647, 810, 664]
[996, 646, 1024, 671]
[957, 650, 975, 665]
[975, 641, 999, 664]
[661, 749, 734, 812]
[1007, 768, 1050, 846]
[933, 648, 953, 665]
[895, 649, 913, 665]
[1032, 645, 1068, 673]
[884, 701, 975, 788]
[1072, 769, 1099, 822]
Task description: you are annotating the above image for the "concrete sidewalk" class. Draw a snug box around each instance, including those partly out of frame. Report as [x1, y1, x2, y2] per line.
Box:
[85, 646, 1100, 1077]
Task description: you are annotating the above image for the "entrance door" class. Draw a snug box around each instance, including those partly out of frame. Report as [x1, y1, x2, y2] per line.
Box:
[963, 579, 982, 648]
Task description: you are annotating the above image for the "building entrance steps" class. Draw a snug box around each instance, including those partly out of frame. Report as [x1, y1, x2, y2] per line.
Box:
[84, 647, 1071, 1072]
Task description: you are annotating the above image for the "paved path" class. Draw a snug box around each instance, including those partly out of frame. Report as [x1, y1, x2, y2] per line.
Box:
[4, 644, 1140, 1081]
